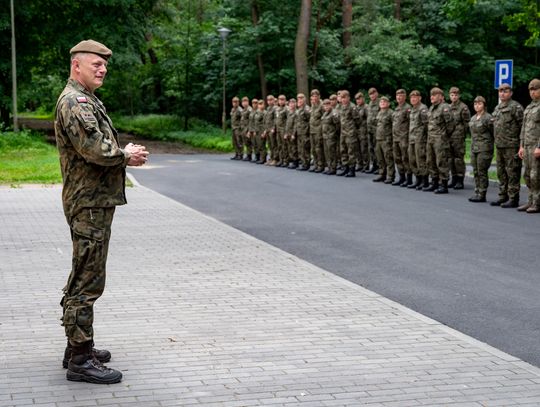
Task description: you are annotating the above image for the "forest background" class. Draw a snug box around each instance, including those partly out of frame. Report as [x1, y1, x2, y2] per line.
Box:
[1, 0, 540, 131]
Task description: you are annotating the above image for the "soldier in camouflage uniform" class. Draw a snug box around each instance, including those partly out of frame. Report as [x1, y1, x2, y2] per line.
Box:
[285, 98, 298, 169]
[366, 88, 380, 174]
[373, 96, 395, 183]
[309, 89, 325, 172]
[338, 90, 360, 177]
[354, 92, 369, 172]
[295, 93, 311, 171]
[407, 90, 429, 190]
[517, 78, 540, 213]
[55, 40, 149, 384]
[330, 94, 342, 168]
[274, 94, 288, 167]
[468, 96, 494, 202]
[263, 95, 276, 165]
[321, 98, 340, 174]
[230, 96, 243, 160]
[240, 97, 253, 161]
[392, 89, 412, 186]
[254, 100, 267, 164]
[490, 83, 524, 207]
[448, 87, 471, 189]
[424, 87, 455, 194]
[248, 98, 259, 162]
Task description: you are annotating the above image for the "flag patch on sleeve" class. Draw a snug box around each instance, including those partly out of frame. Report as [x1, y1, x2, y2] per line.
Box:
[76, 97, 88, 103]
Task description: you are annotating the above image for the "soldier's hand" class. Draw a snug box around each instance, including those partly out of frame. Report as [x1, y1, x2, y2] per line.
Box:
[535, 147, 540, 159]
[125, 143, 149, 166]
[518, 146, 524, 160]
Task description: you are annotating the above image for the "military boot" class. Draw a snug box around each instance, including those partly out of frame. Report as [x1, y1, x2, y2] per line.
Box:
[367, 163, 378, 174]
[501, 197, 519, 208]
[66, 341, 122, 384]
[345, 167, 356, 178]
[408, 175, 420, 189]
[526, 204, 540, 213]
[372, 173, 386, 183]
[337, 166, 349, 176]
[418, 175, 430, 190]
[401, 173, 413, 187]
[252, 153, 260, 163]
[392, 173, 405, 186]
[243, 154, 252, 162]
[490, 197, 508, 206]
[468, 193, 486, 202]
[517, 202, 531, 212]
[434, 179, 449, 194]
[448, 176, 457, 188]
[63, 341, 111, 369]
[453, 176, 464, 190]
[423, 177, 439, 192]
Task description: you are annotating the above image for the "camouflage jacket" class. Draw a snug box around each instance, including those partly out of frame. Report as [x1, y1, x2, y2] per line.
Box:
[275, 105, 288, 134]
[450, 100, 471, 139]
[340, 102, 359, 139]
[240, 106, 252, 134]
[295, 105, 310, 136]
[520, 100, 540, 147]
[309, 103, 323, 135]
[264, 105, 276, 133]
[408, 103, 429, 144]
[492, 100, 524, 148]
[54, 79, 129, 220]
[248, 108, 258, 133]
[355, 104, 368, 138]
[285, 108, 297, 138]
[428, 102, 455, 141]
[392, 102, 411, 142]
[469, 113, 494, 153]
[367, 99, 380, 134]
[254, 109, 265, 134]
[321, 109, 340, 140]
[375, 109, 393, 142]
[230, 106, 243, 131]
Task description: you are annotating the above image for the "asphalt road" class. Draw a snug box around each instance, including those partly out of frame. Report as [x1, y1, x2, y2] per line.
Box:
[130, 154, 540, 367]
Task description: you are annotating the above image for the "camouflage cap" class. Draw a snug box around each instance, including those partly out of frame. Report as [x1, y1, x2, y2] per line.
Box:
[396, 89, 407, 95]
[323, 99, 331, 105]
[473, 96, 486, 104]
[528, 79, 540, 90]
[368, 87, 378, 95]
[430, 87, 444, 96]
[355, 92, 364, 99]
[310, 89, 320, 96]
[449, 86, 460, 94]
[70, 39, 112, 60]
[409, 90, 421, 97]
[498, 83, 512, 91]
[380, 96, 390, 102]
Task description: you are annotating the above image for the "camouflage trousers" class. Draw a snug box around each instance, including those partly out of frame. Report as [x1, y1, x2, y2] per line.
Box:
[255, 132, 267, 160]
[426, 137, 449, 181]
[449, 136, 466, 178]
[323, 135, 338, 171]
[523, 145, 540, 205]
[471, 150, 493, 197]
[268, 131, 279, 161]
[275, 130, 285, 163]
[409, 140, 427, 176]
[339, 133, 348, 166]
[232, 128, 243, 156]
[368, 129, 377, 168]
[393, 138, 410, 175]
[243, 132, 253, 155]
[285, 136, 298, 163]
[358, 132, 369, 170]
[61, 207, 115, 345]
[342, 133, 360, 167]
[375, 139, 395, 180]
[297, 133, 311, 167]
[310, 130, 325, 170]
[496, 146, 522, 201]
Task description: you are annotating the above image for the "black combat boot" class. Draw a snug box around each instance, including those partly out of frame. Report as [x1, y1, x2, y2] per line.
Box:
[243, 154, 252, 162]
[419, 175, 430, 190]
[367, 163, 378, 174]
[345, 167, 356, 177]
[490, 197, 508, 206]
[66, 341, 122, 384]
[252, 153, 260, 163]
[468, 194, 486, 202]
[372, 173, 386, 182]
[448, 176, 457, 188]
[423, 177, 439, 192]
[337, 166, 349, 176]
[63, 340, 111, 369]
[453, 176, 464, 190]
[434, 179, 449, 194]
[392, 173, 404, 186]
[501, 197, 519, 208]
[401, 173, 413, 187]
[408, 175, 420, 189]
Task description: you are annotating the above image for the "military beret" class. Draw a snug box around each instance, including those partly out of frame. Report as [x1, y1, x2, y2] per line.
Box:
[409, 90, 421, 97]
[70, 39, 112, 59]
[430, 87, 444, 96]
[473, 96, 486, 104]
[368, 87, 378, 95]
[498, 83, 512, 91]
[528, 79, 540, 90]
[380, 96, 390, 102]
[449, 86, 460, 94]
[396, 89, 407, 95]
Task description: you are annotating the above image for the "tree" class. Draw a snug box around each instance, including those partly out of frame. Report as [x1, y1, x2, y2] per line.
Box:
[295, 0, 312, 96]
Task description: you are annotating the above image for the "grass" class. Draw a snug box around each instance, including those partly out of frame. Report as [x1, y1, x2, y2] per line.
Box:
[112, 114, 233, 152]
[0, 130, 62, 185]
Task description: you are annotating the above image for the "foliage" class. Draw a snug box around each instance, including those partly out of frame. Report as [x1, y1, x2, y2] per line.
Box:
[0, 130, 61, 184]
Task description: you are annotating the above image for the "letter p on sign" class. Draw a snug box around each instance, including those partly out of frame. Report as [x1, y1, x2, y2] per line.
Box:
[495, 60, 513, 89]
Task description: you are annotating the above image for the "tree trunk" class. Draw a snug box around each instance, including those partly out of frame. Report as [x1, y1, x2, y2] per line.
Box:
[251, 1, 268, 99]
[342, 0, 352, 48]
[295, 0, 311, 96]
[394, 0, 401, 21]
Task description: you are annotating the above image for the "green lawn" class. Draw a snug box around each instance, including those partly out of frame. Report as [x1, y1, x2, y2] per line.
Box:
[0, 131, 61, 185]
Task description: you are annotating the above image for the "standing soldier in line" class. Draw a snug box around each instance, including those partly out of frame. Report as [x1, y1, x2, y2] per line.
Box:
[338, 90, 360, 177]
[248, 98, 259, 162]
[240, 96, 253, 161]
[254, 99, 267, 164]
[230, 96, 243, 160]
[330, 93, 342, 169]
[468, 96, 494, 202]
[517, 78, 540, 213]
[490, 83, 524, 207]
[309, 89, 325, 172]
[354, 92, 369, 172]
[263, 95, 277, 166]
[285, 98, 298, 169]
[392, 89, 412, 186]
[295, 93, 311, 171]
[448, 87, 471, 190]
[424, 87, 455, 194]
[407, 90, 429, 190]
[373, 96, 395, 183]
[274, 94, 288, 167]
[322, 98, 341, 175]
[366, 87, 381, 174]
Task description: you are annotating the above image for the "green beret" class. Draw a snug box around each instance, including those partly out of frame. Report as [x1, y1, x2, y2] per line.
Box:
[70, 39, 112, 60]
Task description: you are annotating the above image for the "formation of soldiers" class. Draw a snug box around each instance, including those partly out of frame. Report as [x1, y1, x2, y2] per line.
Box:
[229, 80, 540, 214]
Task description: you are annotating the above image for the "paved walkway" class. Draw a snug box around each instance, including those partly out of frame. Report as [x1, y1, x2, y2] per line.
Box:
[2, 184, 540, 407]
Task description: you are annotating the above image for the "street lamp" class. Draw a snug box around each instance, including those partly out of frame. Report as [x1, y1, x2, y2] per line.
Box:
[217, 27, 231, 136]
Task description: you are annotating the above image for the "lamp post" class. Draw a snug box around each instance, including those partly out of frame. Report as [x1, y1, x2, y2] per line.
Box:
[217, 27, 231, 136]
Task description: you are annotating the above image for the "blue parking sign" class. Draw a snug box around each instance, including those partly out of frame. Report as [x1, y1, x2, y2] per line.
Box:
[495, 60, 513, 89]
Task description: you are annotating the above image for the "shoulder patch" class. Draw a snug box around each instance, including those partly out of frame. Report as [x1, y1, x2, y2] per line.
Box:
[80, 110, 95, 123]
[443, 108, 449, 112]
[76, 96, 88, 103]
